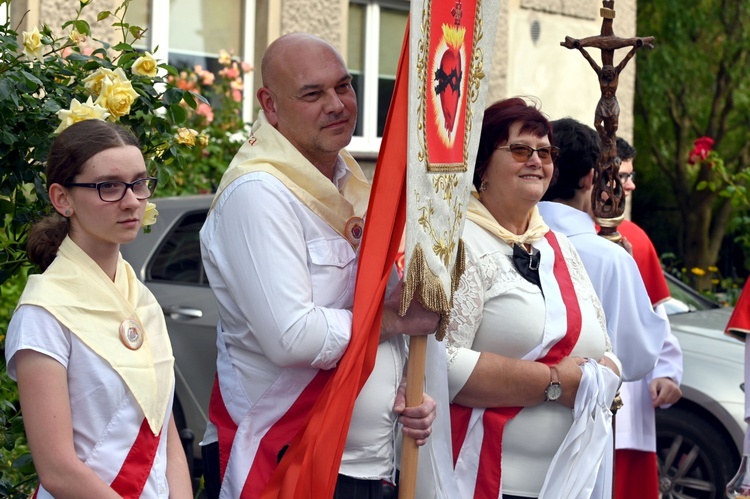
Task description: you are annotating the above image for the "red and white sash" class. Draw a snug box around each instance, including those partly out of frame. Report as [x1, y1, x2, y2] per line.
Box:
[32, 410, 166, 499]
[209, 331, 332, 499]
[450, 232, 583, 498]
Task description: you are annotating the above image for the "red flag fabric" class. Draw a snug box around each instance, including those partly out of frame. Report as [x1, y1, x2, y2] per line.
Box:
[726, 279, 750, 341]
[260, 23, 411, 499]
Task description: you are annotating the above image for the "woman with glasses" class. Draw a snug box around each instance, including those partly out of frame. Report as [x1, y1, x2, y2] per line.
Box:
[4, 119, 192, 498]
[444, 98, 622, 498]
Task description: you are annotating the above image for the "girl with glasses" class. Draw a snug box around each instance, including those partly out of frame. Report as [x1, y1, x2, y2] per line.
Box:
[4, 119, 192, 498]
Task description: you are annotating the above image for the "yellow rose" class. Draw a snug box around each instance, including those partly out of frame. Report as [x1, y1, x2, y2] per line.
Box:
[95, 77, 140, 118]
[218, 49, 232, 66]
[142, 202, 159, 227]
[690, 267, 706, 276]
[69, 28, 87, 44]
[176, 128, 198, 146]
[55, 96, 110, 133]
[197, 134, 209, 147]
[22, 27, 44, 61]
[83, 68, 116, 96]
[132, 52, 158, 77]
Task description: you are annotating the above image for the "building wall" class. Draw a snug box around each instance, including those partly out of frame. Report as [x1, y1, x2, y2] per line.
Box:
[17, 0, 641, 172]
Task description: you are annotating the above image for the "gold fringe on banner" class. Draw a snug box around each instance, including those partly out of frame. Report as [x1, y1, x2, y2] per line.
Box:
[399, 239, 466, 341]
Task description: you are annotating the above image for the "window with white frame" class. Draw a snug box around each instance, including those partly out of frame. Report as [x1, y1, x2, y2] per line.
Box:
[125, 0, 253, 121]
[347, 0, 409, 153]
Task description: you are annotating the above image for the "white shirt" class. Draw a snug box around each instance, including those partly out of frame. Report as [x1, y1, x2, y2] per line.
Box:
[200, 159, 404, 480]
[538, 201, 682, 451]
[538, 201, 669, 382]
[5, 306, 172, 498]
[446, 221, 613, 496]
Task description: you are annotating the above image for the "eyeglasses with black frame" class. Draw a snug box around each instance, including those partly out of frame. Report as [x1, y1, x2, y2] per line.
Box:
[618, 172, 636, 183]
[496, 144, 559, 164]
[64, 177, 158, 202]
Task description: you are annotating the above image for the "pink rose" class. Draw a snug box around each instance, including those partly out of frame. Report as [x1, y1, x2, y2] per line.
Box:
[196, 102, 214, 123]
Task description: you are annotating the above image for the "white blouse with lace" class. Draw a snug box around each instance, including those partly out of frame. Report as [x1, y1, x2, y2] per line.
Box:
[446, 220, 612, 496]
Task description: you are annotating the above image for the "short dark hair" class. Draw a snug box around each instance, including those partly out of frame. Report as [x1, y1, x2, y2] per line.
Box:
[616, 136, 637, 160]
[474, 97, 554, 191]
[542, 118, 600, 202]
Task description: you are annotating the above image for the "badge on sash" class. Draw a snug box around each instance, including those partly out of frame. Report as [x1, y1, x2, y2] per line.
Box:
[119, 318, 144, 350]
[344, 217, 365, 247]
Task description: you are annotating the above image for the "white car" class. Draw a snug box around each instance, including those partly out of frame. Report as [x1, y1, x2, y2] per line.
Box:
[121, 195, 746, 495]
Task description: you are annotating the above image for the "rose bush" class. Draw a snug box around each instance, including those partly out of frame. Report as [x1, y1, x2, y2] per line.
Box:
[1, 0, 211, 494]
[1, 0, 210, 283]
[692, 136, 750, 261]
[160, 50, 253, 195]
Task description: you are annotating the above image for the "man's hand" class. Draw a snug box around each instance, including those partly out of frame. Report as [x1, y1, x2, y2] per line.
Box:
[650, 377, 682, 407]
[380, 281, 440, 342]
[393, 383, 437, 446]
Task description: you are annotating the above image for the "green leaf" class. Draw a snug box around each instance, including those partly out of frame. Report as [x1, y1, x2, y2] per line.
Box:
[97, 11, 112, 21]
[11, 453, 33, 469]
[182, 91, 197, 109]
[160, 64, 179, 76]
[112, 42, 133, 52]
[167, 103, 187, 124]
[0, 199, 13, 214]
[696, 180, 708, 191]
[162, 87, 184, 106]
[189, 90, 209, 106]
[72, 20, 91, 36]
[19, 71, 43, 87]
[129, 26, 145, 40]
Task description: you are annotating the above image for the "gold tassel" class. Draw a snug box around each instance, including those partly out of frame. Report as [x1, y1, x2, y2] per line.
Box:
[400, 241, 467, 341]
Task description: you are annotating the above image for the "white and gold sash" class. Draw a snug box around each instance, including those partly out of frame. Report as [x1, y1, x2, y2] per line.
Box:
[211, 112, 370, 248]
[17, 237, 174, 434]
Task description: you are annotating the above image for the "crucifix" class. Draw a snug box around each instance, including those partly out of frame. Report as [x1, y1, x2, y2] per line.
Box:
[561, 0, 654, 241]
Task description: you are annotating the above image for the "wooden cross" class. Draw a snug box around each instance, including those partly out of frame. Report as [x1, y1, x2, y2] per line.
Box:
[561, 0, 654, 241]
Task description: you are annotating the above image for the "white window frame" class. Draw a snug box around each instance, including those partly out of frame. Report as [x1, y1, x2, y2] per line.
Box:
[143, 0, 256, 124]
[347, 0, 408, 155]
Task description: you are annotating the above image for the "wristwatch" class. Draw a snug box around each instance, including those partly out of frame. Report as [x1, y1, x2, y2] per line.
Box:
[545, 365, 562, 402]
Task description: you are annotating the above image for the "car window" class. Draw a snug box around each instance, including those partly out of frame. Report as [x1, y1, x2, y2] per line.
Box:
[149, 211, 208, 285]
[663, 272, 720, 315]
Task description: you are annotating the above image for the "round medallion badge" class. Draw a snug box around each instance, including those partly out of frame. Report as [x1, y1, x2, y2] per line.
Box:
[119, 319, 144, 350]
[344, 217, 365, 246]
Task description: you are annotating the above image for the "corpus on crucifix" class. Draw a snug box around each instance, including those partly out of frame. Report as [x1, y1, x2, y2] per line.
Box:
[561, 0, 654, 241]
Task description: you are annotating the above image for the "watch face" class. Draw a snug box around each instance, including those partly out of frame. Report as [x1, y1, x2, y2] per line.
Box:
[546, 383, 562, 401]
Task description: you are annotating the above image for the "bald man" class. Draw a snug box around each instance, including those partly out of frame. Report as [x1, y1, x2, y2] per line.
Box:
[199, 34, 439, 499]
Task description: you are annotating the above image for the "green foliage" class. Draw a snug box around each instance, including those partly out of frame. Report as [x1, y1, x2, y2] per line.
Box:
[0, 270, 33, 498]
[0, 0, 205, 287]
[695, 148, 750, 254]
[633, 0, 750, 276]
[157, 51, 253, 196]
[0, 0, 228, 494]
[661, 251, 743, 306]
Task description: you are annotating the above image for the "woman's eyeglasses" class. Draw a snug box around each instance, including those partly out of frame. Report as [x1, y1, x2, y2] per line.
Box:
[618, 172, 636, 183]
[64, 177, 158, 202]
[496, 144, 559, 164]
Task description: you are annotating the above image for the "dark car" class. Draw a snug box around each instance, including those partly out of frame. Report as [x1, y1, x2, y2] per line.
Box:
[121, 195, 746, 495]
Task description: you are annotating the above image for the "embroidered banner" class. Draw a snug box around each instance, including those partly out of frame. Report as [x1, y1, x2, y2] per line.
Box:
[402, 0, 500, 336]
